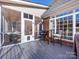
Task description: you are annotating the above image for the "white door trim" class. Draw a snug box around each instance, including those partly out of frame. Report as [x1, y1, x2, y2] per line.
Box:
[21, 12, 35, 43]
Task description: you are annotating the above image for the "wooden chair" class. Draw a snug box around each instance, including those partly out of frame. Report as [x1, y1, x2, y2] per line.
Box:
[58, 34, 63, 45]
[54, 30, 63, 45]
[44, 31, 47, 41]
[45, 30, 54, 44]
[49, 30, 54, 43]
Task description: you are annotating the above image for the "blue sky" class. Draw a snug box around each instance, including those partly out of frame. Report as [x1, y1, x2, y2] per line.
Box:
[32, 0, 52, 5]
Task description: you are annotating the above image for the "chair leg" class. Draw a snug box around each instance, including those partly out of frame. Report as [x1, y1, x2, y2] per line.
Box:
[59, 39, 62, 46]
[53, 39, 55, 45]
[45, 38, 49, 44]
[49, 39, 51, 43]
[60, 40, 62, 46]
[47, 40, 49, 44]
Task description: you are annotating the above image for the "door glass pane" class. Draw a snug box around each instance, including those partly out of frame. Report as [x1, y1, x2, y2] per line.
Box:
[25, 20, 32, 35]
[29, 14, 33, 19]
[24, 13, 28, 18]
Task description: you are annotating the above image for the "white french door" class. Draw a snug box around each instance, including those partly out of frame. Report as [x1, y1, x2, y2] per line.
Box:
[21, 12, 34, 43]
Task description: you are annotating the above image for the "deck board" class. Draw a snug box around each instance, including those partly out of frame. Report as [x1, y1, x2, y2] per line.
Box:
[0, 41, 76, 59]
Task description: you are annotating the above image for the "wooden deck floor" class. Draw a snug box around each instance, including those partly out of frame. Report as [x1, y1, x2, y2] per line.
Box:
[0, 41, 76, 59]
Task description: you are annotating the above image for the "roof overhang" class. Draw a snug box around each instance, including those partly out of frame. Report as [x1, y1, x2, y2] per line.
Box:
[42, 0, 79, 18]
[0, 0, 49, 9]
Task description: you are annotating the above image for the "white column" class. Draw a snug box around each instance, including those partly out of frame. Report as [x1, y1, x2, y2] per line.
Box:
[49, 19, 52, 30]
[49, 17, 52, 36]
[55, 17, 57, 34]
[41, 19, 43, 30]
[2, 16, 5, 45]
[37, 24, 39, 36]
[0, 5, 1, 46]
[73, 11, 76, 42]
[32, 15, 35, 40]
[4, 19, 8, 33]
[21, 12, 24, 43]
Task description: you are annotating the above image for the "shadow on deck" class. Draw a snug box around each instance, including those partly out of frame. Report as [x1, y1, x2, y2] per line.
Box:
[0, 41, 76, 59]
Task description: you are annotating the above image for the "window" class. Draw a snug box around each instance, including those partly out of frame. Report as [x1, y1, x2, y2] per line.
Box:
[76, 14, 79, 28]
[68, 16, 73, 23]
[76, 14, 79, 22]
[52, 19, 55, 34]
[64, 17, 67, 20]
[24, 13, 28, 18]
[68, 16, 73, 20]
[25, 20, 32, 35]
[64, 17, 67, 23]
[24, 13, 33, 19]
[56, 15, 73, 40]
[29, 14, 33, 19]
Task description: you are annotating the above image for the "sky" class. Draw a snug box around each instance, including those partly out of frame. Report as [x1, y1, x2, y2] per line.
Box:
[32, 0, 53, 5]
